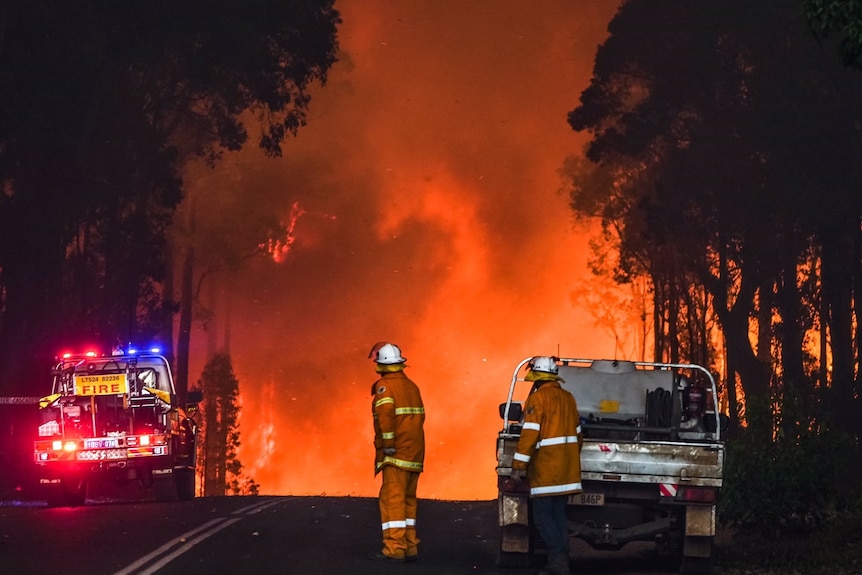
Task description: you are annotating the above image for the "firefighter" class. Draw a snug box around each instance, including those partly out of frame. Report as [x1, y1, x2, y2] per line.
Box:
[367, 342, 426, 563]
[510, 356, 583, 575]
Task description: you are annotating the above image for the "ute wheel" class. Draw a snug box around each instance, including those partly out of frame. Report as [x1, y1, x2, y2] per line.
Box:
[154, 475, 178, 502]
[495, 550, 531, 568]
[680, 556, 712, 575]
[679, 534, 713, 575]
[175, 469, 196, 501]
[495, 525, 533, 568]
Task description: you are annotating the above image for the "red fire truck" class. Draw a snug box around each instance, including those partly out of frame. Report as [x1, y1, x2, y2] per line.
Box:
[33, 347, 200, 507]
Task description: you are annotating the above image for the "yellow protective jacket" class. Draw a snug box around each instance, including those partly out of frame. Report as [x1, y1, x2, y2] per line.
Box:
[512, 379, 583, 497]
[372, 370, 426, 474]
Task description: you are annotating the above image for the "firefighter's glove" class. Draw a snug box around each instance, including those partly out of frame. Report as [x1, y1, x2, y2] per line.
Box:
[510, 468, 527, 483]
[383, 448, 396, 456]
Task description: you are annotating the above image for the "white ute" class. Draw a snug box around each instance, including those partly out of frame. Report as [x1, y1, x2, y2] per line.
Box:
[496, 358, 726, 575]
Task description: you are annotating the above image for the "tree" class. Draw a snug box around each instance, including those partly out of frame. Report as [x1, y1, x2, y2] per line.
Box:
[197, 352, 255, 496]
[804, 0, 862, 67]
[803, 0, 862, 439]
[566, 0, 862, 433]
[0, 1, 340, 394]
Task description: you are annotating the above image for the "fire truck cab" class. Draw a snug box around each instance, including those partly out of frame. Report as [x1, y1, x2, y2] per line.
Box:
[34, 348, 200, 506]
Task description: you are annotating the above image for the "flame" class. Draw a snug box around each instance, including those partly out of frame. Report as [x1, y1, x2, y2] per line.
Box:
[259, 201, 338, 263]
[187, 0, 623, 500]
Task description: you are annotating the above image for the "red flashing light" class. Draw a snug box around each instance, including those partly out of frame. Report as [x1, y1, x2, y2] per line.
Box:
[59, 349, 101, 359]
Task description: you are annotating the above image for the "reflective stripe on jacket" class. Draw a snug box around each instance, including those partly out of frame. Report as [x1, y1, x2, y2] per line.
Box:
[512, 380, 583, 497]
[372, 370, 425, 474]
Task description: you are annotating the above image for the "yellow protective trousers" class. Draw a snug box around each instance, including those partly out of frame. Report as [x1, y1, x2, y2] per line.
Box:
[378, 465, 420, 559]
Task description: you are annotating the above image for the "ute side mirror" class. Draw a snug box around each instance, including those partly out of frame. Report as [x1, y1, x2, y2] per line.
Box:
[718, 413, 730, 431]
[499, 402, 523, 422]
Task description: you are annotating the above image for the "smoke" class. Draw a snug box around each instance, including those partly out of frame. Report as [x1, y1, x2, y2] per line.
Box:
[187, 0, 622, 500]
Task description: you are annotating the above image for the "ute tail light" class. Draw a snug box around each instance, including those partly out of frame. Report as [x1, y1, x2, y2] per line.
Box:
[677, 486, 718, 503]
[498, 475, 531, 494]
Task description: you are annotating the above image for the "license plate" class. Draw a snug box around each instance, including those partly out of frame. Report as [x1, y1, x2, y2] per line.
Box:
[570, 492, 604, 506]
[85, 438, 119, 449]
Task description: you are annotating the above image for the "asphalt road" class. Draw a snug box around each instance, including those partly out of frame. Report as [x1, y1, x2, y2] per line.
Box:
[0, 489, 682, 575]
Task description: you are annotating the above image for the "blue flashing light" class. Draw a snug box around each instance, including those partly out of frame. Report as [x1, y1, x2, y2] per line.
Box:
[126, 345, 161, 356]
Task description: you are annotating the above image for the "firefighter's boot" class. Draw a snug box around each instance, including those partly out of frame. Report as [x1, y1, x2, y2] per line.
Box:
[538, 551, 571, 575]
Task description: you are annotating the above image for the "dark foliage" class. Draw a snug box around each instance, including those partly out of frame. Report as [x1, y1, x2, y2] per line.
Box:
[0, 1, 340, 392]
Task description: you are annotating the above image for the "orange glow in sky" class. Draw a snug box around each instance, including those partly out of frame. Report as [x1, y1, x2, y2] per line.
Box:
[184, 0, 626, 501]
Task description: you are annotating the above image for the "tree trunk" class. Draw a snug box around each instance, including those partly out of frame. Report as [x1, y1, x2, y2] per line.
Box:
[175, 196, 197, 407]
[206, 270, 219, 358]
[707, 258, 771, 404]
[203, 397, 222, 496]
[821, 224, 856, 434]
[176, 244, 194, 407]
[161, 241, 176, 367]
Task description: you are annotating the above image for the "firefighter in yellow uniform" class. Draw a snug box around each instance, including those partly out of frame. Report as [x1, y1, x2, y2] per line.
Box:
[510, 356, 583, 575]
[368, 342, 425, 563]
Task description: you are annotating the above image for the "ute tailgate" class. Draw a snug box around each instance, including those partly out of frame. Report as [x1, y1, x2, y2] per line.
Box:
[580, 439, 723, 487]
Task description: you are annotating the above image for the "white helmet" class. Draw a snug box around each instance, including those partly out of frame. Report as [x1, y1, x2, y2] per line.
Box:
[529, 356, 558, 374]
[371, 342, 406, 365]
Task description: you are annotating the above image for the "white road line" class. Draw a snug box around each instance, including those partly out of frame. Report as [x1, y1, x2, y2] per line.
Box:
[112, 498, 291, 575]
[131, 517, 243, 575]
[113, 517, 226, 575]
[233, 498, 289, 515]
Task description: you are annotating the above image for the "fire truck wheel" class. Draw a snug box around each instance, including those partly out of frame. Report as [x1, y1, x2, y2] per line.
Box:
[154, 475, 178, 502]
[680, 555, 712, 575]
[495, 550, 531, 568]
[176, 469, 195, 501]
[45, 481, 86, 508]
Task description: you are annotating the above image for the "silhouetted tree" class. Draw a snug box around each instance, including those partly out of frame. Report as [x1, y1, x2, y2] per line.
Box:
[566, 0, 862, 434]
[197, 353, 255, 496]
[805, 0, 862, 67]
[0, 1, 340, 396]
[803, 0, 862, 439]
